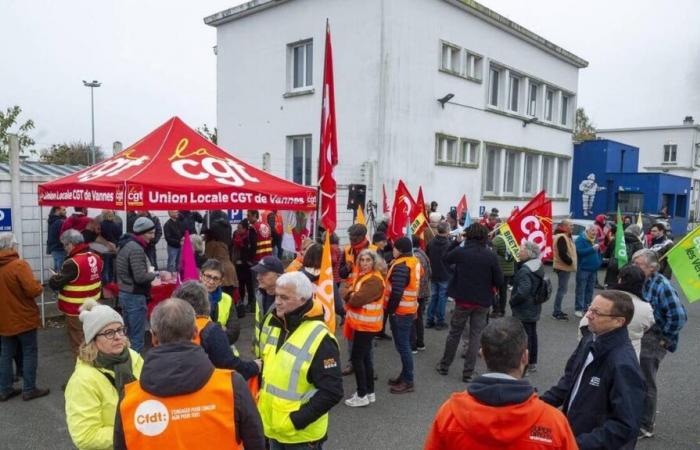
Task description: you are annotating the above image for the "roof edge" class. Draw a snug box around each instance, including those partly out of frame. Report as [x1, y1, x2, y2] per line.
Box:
[204, 0, 290, 26]
[599, 125, 700, 133]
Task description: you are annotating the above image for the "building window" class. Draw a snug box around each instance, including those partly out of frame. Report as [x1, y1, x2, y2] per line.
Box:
[561, 95, 570, 126]
[435, 135, 458, 164]
[287, 135, 313, 185]
[483, 146, 501, 194]
[508, 74, 520, 112]
[556, 158, 569, 197]
[527, 83, 538, 116]
[465, 52, 482, 80]
[289, 40, 313, 90]
[663, 144, 677, 163]
[489, 68, 500, 107]
[696, 145, 700, 166]
[541, 156, 554, 195]
[440, 42, 461, 74]
[503, 150, 520, 194]
[459, 139, 479, 165]
[522, 153, 539, 194]
[544, 89, 554, 121]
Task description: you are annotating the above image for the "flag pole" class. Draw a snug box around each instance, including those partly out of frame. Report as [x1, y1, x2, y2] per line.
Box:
[314, 185, 321, 241]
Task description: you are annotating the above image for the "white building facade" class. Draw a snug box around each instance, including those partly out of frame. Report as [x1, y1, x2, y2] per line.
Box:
[205, 0, 587, 231]
[598, 118, 700, 221]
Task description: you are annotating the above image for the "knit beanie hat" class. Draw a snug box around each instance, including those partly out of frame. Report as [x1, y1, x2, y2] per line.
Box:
[79, 300, 124, 343]
[394, 236, 413, 254]
[133, 217, 155, 235]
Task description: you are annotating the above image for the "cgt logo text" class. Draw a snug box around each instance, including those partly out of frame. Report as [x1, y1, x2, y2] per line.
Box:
[134, 399, 169, 437]
[170, 138, 260, 187]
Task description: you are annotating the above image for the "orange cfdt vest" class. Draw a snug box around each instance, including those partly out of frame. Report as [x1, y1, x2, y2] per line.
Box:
[384, 256, 421, 315]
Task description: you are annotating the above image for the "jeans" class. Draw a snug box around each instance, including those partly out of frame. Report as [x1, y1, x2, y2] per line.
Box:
[521, 321, 538, 365]
[119, 291, 148, 353]
[438, 305, 489, 377]
[166, 246, 180, 273]
[390, 314, 414, 383]
[575, 270, 597, 312]
[51, 249, 66, 272]
[101, 253, 115, 284]
[0, 329, 38, 394]
[494, 275, 513, 315]
[411, 299, 427, 349]
[427, 281, 449, 325]
[640, 327, 667, 431]
[351, 331, 375, 397]
[270, 440, 323, 450]
[553, 270, 572, 315]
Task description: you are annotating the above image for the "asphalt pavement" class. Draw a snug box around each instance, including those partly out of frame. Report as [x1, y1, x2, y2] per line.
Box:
[1, 267, 698, 450]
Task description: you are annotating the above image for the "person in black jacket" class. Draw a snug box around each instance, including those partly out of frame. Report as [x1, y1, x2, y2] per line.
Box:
[436, 223, 503, 383]
[126, 211, 162, 270]
[177, 210, 204, 235]
[46, 206, 67, 271]
[426, 222, 452, 330]
[113, 298, 264, 450]
[510, 241, 545, 374]
[541, 290, 645, 450]
[163, 210, 182, 273]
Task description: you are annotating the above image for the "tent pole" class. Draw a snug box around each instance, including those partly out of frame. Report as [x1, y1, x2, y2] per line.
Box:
[39, 205, 46, 327]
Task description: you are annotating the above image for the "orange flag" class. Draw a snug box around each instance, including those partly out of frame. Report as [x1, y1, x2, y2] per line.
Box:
[356, 204, 366, 225]
[315, 232, 336, 333]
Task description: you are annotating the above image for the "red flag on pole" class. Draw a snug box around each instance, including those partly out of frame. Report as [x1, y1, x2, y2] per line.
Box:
[497, 191, 553, 261]
[382, 184, 390, 214]
[410, 186, 428, 237]
[417, 187, 427, 218]
[318, 21, 338, 234]
[388, 180, 415, 241]
[456, 195, 467, 223]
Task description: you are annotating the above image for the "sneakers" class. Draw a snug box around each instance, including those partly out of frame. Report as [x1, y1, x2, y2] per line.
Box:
[527, 364, 537, 374]
[389, 381, 414, 394]
[344, 393, 370, 407]
[638, 428, 654, 439]
[434, 323, 448, 331]
[0, 388, 21, 402]
[574, 310, 584, 318]
[411, 349, 418, 354]
[435, 363, 448, 376]
[416, 346, 426, 352]
[462, 374, 474, 383]
[22, 388, 50, 401]
[368, 392, 376, 403]
[425, 322, 436, 329]
[552, 312, 569, 321]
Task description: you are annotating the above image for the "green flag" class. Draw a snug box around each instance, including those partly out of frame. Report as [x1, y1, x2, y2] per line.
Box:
[614, 207, 628, 266]
[666, 225, 700, 303]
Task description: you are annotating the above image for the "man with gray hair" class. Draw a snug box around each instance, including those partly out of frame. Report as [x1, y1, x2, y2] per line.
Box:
[257, 271, 343, 449]
[114, 298, 264, 449]
[49, 228, 103, 359]
[632, 249, 687, 438]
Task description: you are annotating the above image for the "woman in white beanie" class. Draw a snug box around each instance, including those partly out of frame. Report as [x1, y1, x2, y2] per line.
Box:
[64, 300, 143, 450]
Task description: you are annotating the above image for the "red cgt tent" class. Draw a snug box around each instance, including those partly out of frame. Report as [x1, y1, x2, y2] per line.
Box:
[38, 116, 317, 211]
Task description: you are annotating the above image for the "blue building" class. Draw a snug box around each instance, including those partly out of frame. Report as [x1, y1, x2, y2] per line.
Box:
[571, 139, 691, 235]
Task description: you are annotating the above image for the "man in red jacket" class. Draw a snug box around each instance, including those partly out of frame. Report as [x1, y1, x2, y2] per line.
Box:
[425, 317, 577, 450]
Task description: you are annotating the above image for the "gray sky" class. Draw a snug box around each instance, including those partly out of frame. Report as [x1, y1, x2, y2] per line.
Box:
[1, 0, 699, 157]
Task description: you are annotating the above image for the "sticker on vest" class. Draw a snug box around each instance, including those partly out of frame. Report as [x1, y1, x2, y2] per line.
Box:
[134, 400, 169, 436]
[589, 376, 601, 387]
[323, 358, 337, 370]
[529, 425, 553, 444]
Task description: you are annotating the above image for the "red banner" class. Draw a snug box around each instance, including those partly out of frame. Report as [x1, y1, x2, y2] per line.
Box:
[456, 194, 467, 223]
[318, 21, 339, 233]
[498, 191, 552, 261]
[388, 180, 414, 241]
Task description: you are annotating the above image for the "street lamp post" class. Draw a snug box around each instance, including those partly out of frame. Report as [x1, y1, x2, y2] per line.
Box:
[82, 80, 101, 165]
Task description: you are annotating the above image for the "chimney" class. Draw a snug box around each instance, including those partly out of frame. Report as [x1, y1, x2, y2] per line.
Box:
[683, 116, 694, 125]
[113, 141, 123, 155]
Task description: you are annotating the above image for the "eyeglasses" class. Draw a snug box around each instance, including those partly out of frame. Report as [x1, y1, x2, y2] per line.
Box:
[201, 274, 222, 283]
[96, 327, 127, 340]
[586, 308, 621, 318]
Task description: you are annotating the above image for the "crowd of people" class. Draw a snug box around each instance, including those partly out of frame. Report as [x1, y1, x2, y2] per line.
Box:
[0, 201, 690, 449]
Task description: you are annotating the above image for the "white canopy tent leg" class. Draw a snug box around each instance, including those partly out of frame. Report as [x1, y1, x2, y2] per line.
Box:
[39, 205, 45, 327]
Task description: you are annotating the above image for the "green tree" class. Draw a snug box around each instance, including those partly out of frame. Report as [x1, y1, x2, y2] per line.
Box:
[0, 106, 36, 161]
[197, 123, 218, 144]
[573, 107, 596, 141]
[39, 141, 105, 165]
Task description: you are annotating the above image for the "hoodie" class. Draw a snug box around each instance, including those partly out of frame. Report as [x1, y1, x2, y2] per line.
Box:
[113, 342, 264, 450]
[510, 259, 545, 322]
[425, 375, 577, 450]
[46, 213, 65, 253]
[0, 250, 43, 336]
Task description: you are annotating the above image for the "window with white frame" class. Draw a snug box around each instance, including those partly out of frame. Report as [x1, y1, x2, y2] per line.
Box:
[509, 74, 520, 112]
[541, 155, 555, 195]
[435, 135, 458, 164]
[459, 139, 479, 165]
[663, 144, 677, 163]
[489, 67, 501, 107]
[561, 95, 570, 126]
[544, 89, 554, 121]
[695, 144, 700, 166]
[556, 158, 569, 197]
[503, 150, 520, 194]
[522, 153, 539, 194]
[289, 40, 313, 90]
[483, 146, 501, 194]
[528, 83, 539, 116]
[465, 52, 483, 80]
[287, 135, 313, 185]
[440, 42, 461, 74]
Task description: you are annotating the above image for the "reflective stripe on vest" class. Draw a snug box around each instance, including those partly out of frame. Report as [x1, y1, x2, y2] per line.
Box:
[254, 222, 273, 260]
[345, 271, 384, 332]
[58, 252, 103, 316]
[120, 369, 239, 450]
[384, 256, 421, 315]
[192, 317, 211, 346]
[252, 294, 265, 357]
[258, 320, 335, 443]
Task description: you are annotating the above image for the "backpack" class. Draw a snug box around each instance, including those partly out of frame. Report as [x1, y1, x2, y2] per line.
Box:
[533, 275, 553, 305]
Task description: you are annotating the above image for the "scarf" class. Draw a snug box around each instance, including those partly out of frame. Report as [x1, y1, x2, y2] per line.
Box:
[209, 287, 223, 322]
[351, 238, 369, 256]
[95, 348, 136, 398]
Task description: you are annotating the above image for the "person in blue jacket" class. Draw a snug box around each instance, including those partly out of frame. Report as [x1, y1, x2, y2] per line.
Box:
[574, 224, 602, 317]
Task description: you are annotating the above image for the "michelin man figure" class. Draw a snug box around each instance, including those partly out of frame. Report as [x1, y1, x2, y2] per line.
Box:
[578, 173, 605, 216]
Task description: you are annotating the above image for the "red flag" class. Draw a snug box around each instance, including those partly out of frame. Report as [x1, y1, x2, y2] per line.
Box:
[417, 187, 427, 218]
[318, 21, 338, 234]
[388, 180, 415, 241]
[410, 187, 428, 237]
[498, 192, 553, 262]
[455, 195, 467, 223]
[382, 184, 390, 214]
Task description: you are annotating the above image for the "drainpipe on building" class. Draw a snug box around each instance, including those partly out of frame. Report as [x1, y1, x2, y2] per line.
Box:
[8, 134, 23, 252]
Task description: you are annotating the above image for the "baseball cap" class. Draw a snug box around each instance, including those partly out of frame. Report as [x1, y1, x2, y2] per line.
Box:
[251, 256, 284, 274]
